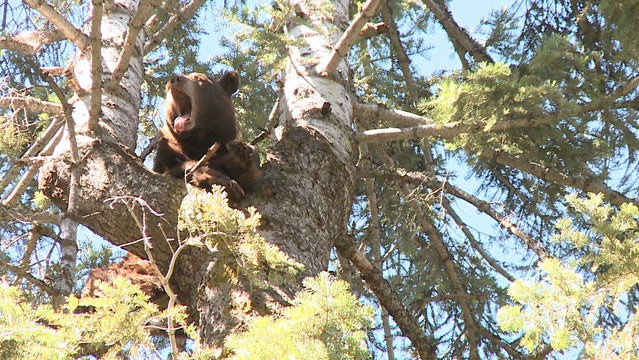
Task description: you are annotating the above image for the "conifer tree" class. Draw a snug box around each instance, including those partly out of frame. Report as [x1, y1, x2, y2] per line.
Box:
[1, 0, 639, 358]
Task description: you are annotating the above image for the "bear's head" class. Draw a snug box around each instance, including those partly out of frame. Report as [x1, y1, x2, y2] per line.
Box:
[164, 71, 239, 143]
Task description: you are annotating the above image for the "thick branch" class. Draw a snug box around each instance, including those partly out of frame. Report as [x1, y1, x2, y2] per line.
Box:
[143, 0, 206, 54]
[0, 96, 63, 115]
[0, 30, 65, 54]
[423, 0, 493, 64]
[22, 0, 89, 50]
[354, 102, 433, 127]
[316, 0, 383, 76]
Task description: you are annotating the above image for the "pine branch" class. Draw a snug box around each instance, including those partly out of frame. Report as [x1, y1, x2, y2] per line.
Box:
[423, 0, 493, 64]
[143, 0, 206, 54]
[316, 0, 384, 76]
[334, 234, 437, 359]
[88, 0, 103, 132]
[107, 0, 156, 90]
[482, 148, 634, 206]
[0, 29, 65, 54]
[22, 0, 89, 50]
[380, 2, 417, 106]
[358, 166, 549, 259]
[0, 96, 63, 115]
[1, 123, 64, 206]
[441, 199, 517, 282]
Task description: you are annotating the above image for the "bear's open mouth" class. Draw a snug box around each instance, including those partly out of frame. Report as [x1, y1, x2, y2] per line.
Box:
[171, 88, 192, 133]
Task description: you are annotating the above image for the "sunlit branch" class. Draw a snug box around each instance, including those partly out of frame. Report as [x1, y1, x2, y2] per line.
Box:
[107, 0, 157, 90]
[144, 0, 206, 54]
[88, 0, 103, 132]
[0, 30, 65, 54]
[0, 96, 63, 115]
[482, 148, 634, 206]
[354, 102, 433, 127]
[22, 0, 90, 50]
[316, 0, 383, 76]
[423, 0, 493, 64]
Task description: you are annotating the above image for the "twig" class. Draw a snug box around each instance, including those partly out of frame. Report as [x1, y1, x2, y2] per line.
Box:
[88, 0, 103, 132]
[316, 0, 384, 76]
[22, 0, 90, 50]
[185, 142, 221, 177]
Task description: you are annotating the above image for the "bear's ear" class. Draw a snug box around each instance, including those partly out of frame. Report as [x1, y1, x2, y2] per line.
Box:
[219, 70, 239, 95]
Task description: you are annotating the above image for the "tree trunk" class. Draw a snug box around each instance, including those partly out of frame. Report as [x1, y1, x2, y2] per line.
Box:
[38, 0, 355, 349]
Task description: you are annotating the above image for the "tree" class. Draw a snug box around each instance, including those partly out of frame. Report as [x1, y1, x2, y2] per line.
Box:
[1, 0, 639, 358]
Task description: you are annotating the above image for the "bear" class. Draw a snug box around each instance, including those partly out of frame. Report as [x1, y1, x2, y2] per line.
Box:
[153, 71, 262, 199]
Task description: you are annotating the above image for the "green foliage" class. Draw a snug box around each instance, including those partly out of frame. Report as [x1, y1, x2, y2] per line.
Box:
[0, 116, 29, 158]
[225, 272, 374, 360]
[0, 277, 185, 359]
[179, 187, 303, 288]
[498, 193, 639, 357]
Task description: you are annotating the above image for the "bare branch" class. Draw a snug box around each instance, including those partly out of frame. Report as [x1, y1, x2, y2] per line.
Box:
[423, 0, 493, 64]
[0, 29, 65, 54]
[88, 0, 103, 132]
[0, 96, 62, 115]
[441, 199, 517, 282]
[107, 0, 157, 90]
[316, 0, 384, 76]
[185, 142, 221, 177]
[354, 102, 433, 127]
[22, 0, 89, 50]
[144, 0, 206, 54]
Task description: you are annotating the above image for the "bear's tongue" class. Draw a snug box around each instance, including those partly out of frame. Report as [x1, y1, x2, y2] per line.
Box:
[174, 114, 191, 133]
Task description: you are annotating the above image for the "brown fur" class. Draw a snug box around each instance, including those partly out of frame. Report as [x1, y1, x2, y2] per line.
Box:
[153, 71, 262, 199]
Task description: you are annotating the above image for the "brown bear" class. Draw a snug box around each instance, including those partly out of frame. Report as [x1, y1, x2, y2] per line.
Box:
[153, 71, 261, 199]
